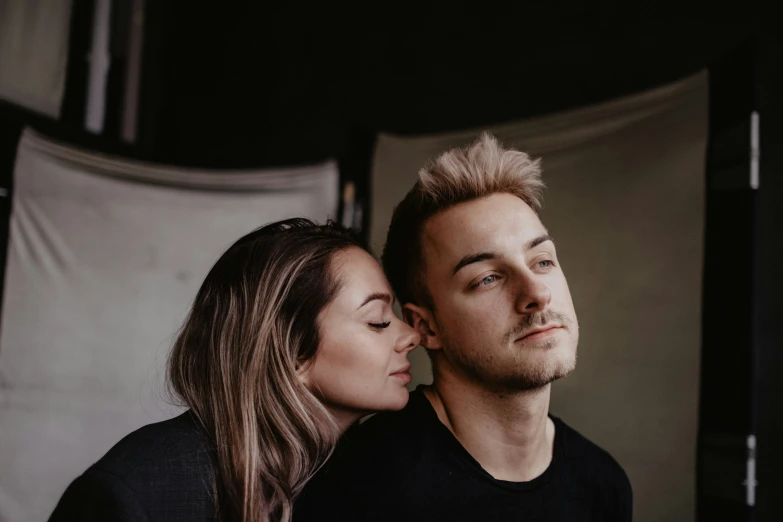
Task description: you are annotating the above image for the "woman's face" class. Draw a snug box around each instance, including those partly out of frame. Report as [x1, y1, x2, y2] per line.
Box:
[303, 247, 419, 428]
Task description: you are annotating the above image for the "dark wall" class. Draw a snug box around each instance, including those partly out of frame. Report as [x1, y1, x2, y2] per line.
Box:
[51, 5, 756, 242]
[134, 10, 749, 169]
[756, 32, 783, 522]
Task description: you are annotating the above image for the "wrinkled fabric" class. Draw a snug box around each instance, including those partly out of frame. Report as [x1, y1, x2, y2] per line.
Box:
[0, 128, 338, 521]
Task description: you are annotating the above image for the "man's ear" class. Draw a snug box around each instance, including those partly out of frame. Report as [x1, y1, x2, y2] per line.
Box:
[402, 303, 442, 350]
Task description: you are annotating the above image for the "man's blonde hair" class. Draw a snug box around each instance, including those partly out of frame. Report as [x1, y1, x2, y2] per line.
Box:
[382, 132, 544, 308]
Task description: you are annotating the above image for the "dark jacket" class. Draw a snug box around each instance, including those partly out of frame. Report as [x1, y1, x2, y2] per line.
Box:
[49, 411, 217, 522]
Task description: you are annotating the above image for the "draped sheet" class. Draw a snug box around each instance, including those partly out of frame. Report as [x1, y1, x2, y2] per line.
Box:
[0, 0, 72, 117]
[371, 71, 707, 522]
[0, 129, 338, 521]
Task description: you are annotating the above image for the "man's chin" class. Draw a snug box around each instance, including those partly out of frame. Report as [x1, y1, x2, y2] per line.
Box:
[448, 344, 577, 391]
[498, 356, 577, 391]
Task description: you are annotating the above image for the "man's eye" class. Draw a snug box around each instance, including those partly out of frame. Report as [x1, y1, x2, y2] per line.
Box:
[538, 260, 556, 269]
[477, 275, 499, 287]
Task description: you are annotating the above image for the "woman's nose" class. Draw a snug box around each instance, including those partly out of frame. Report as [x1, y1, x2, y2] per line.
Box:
[395, 322, 420, 353]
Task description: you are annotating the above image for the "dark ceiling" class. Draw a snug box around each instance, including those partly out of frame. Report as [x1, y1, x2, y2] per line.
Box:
[86, 3, 756, 168]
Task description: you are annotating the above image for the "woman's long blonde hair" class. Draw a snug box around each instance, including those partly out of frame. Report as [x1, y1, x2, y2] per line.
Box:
[167, 218, 364, 522]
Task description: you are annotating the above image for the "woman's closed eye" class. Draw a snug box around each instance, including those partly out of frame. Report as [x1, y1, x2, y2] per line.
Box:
[368, 321, 391, 331]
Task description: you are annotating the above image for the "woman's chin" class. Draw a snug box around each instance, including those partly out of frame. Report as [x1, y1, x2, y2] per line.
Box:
[379, 389, 411, 412]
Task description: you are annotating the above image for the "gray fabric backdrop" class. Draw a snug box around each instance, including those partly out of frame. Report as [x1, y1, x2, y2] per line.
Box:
[0, 129, 339, 522]
[371, 71, 707, 522]
[0, 0, 72, 117]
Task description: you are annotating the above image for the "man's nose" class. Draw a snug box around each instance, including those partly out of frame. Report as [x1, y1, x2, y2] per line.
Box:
[513, 272, 552, 314]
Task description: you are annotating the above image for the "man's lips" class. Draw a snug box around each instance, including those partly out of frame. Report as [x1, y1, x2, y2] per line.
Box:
[515, 324, 563, 342]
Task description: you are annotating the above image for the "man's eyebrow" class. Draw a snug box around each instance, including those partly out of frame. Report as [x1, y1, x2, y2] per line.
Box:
[526, 234, 554, 251]
[452, 252, 499, 276]
[451, 235, 554, 277]
[357, 292, 393, 310]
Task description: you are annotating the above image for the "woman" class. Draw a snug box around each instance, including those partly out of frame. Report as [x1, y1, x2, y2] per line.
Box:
[49, 218, 419, 522]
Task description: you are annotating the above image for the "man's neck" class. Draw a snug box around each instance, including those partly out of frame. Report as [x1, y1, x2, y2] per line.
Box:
[423, 368, 555, 482]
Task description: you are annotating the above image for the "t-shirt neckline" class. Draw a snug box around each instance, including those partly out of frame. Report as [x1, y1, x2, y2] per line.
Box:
[411, 387, 564, 492]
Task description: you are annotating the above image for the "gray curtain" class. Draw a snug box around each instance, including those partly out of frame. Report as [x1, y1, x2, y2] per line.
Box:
[0, 129, 339, 522]
[0, 0, 72, 117]
[370, 71, 707, 522]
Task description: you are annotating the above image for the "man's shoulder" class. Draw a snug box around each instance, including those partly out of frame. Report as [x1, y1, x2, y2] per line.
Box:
[296, 392, 428, 519]
[557, 417, 626, 471]
[333, 391, 428, 459]
[303, 391, 430, 485]
[555, 416, 632, 497]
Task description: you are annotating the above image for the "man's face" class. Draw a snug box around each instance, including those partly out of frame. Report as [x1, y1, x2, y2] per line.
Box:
[416, 193, 579, 391]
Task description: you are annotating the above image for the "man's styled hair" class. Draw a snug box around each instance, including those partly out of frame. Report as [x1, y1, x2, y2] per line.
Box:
[382, 132, 544, 309]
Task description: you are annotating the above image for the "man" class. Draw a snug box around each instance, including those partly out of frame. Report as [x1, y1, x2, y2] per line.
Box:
[295, 133, 632, 521]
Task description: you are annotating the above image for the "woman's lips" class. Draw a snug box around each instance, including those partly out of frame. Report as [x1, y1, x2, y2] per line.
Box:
[390, 363, 412, 383]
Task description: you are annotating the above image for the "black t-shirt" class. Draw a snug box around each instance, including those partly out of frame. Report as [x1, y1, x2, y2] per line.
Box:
[295, 389, 632, 522]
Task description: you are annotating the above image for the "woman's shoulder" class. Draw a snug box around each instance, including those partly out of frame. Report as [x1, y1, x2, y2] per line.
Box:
[49, 411, 216, 521]
[93, 410, 214, 482]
